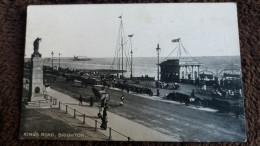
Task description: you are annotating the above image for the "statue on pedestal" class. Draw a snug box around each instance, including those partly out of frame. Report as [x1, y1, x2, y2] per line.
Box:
[29, 37, 44, 101]
[33, 37, 42, 57]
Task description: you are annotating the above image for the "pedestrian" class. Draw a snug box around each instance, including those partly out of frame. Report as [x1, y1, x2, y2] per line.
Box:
[120, 94, 124, 105]
[195, 78, 198, 88]
[202, 82, 207, 90]
[79, 95, 83, 106]
[191, 89, 195, 98]
[189, 89, 196, 103]
[100, 105, 108, 130]
[90, 96, 94, 107]
[98, 94, 106, 118]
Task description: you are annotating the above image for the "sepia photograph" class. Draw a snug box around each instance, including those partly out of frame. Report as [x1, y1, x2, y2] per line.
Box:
[20, 3, 246, 141]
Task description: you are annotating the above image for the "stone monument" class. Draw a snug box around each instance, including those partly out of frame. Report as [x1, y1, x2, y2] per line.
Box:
[29, 37, 44, 101]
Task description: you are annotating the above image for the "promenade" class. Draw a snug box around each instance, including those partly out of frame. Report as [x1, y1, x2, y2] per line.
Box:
[19, 108, 108, 140]
[47, 89, 178, 141]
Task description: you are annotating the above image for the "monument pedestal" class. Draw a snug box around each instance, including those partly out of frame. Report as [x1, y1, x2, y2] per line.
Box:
[29, 55, 44, 101]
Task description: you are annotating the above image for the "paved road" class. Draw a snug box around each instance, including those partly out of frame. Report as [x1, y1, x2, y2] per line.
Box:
[97, 86, 246, 142]
[50, 77, 246, 142]
[47, 89, 175, 141]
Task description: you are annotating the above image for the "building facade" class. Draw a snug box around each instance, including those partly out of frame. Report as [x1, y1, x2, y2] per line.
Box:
[160, 59, 201, 82]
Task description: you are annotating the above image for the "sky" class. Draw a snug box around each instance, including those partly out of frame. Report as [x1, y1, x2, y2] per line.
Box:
[25, 3, 240, 58]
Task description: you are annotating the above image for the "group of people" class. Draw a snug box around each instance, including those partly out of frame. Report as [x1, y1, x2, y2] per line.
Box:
[77, 89, 125, 131]
[78, 94, 109, 130]
[99, 94, 124, 130]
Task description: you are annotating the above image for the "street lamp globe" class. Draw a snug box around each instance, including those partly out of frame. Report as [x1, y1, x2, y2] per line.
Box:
[156, 44, 161, 53]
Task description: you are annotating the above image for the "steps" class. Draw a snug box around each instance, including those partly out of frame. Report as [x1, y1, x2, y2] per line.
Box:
[25, 100, 56, 109]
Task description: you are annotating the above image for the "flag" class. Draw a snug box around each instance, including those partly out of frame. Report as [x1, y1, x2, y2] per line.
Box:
[118, 15, 122, 19]
[172, 38, 180, 42]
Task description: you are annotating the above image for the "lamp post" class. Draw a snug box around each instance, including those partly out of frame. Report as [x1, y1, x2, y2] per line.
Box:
[51, 51, 54, 72]
[58, 53, 61, 70]
[156, 44, 161, 96]
[128, 34, 134, 79]
[130, 50, 133, 79]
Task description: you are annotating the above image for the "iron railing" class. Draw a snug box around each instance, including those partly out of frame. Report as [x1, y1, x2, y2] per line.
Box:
[51, 95, 134, 141]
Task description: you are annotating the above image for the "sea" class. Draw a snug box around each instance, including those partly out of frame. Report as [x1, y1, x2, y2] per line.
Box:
[43, 56, 241, 79]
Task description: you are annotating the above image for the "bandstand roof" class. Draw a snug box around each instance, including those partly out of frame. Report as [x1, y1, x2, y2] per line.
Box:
[160, 58, 201, 66]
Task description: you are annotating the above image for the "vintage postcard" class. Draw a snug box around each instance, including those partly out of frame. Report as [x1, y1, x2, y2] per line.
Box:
[20, 3, 247, 141]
